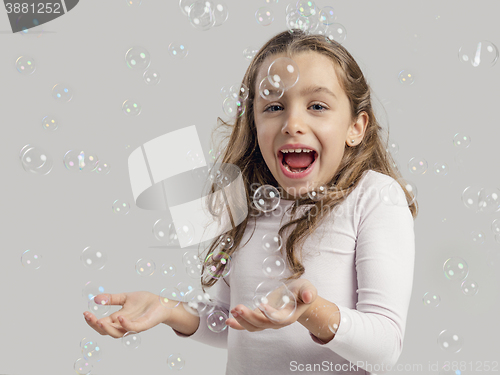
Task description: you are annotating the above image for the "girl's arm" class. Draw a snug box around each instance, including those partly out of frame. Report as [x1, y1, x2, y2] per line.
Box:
[162, 301, 200, 336]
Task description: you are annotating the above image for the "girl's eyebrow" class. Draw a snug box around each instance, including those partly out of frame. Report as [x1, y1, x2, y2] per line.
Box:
[300, 86, 337, 99]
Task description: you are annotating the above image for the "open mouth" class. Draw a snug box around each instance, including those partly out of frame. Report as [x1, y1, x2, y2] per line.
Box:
[278, 150, 317, 178]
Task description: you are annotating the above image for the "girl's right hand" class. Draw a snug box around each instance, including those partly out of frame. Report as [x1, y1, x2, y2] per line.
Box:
[83, 291, 172, 338]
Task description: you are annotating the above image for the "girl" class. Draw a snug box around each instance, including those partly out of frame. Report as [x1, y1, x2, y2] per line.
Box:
[83, 30, 417, 374]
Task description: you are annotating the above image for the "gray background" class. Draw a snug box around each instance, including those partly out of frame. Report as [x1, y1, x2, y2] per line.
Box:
[1, 0, 500, 374]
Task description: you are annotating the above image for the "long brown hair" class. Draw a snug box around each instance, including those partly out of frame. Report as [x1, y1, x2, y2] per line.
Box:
[200, 30, 418, 289]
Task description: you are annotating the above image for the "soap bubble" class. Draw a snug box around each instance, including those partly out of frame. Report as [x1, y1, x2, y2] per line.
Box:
[63, 150, 99, 172]
[255, 7, 274, 26]
[168, 42, 188, 59]
[143, 69, 161, 85]
[443, 257, 468, 282]
[437, 330, 463, 353]
[21, 249, 43, 269]
[15, 56, 36, 75]
[318, 6, 335, 25]
[74, 358, 92, 375]
[167, 353, 185, 370]
[423, 292, 441, 307]
[122, 331, 141, 349]
[81, 339, 102, 363]
[51, 83, 73, 102]
[161, 263, 176, 277]
[212, 1, 229, 26]
[159, 286, 181, 308]
[453, 133, 471, 149]
[253, 279, 296, 322]
[188, 1, 216, 30]
[153, 218, 178, 244]
[81, 246, 107, 270]
[253, 185, 281, 212]
[267, 57, 299, 90]
[125, 47, 151, 70]
[262, 255, 286, 278]
[20, 145, 53, 175]
[327, 310, 352, 334]
[204, 250, 232, 279]
[112, 199, 130, 215]
[207, 310, 228, 332]
[82, 281, 105, 301]
[88, 296, 110, 318]
[461, 278, 479, 295]
[262, 233, 282, 253]
[135, 259, 155, 276]
[408, 157, 428, 174]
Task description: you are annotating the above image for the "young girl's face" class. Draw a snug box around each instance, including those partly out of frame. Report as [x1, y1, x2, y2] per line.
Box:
[253, 50, 368, 199]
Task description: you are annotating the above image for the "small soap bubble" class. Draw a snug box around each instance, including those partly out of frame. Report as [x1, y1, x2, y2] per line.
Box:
[168, 42, 188, 59]
[81, 339, 102, 362]
[243, 46, 259, 61]
[386, 140, 399, 155]
[112, 199, 130, 215]
[379, 181, 404, 206]
[159, 286, 182, 308]
[82, 281, 105, 301]
[41, 115, 58, 131]
[296, 0, 317, 17]
[95, 162, 111, 175]
[188, 1, 215, 31]
[125, 47, 151, 70]
[15, 56, 36, 75]
[81, 246, 107, 270]
[122, 331, 141, 349]
[175, 220, 195, 246]
[286, 11, 314, 33]
[229, 83, 249, 101]
[176, 281, 195, 301]
[423, 292, 441, 307]
[492, 219, 500, 235]
[63, 150, 99, 172]
[461, 278, 479, 295]
[222, 97, 245, 118]
[207, 310, 228, 332]
[143, 69, 161, 85]
[74, 358, 92, 375]
[259, 76, 285, 101]
[408, 157, 428, 174]
[135, 259, 155, 276]
[458, 40, 498, 69]
[160, 263, 176, 277]
[327, 310, 352, 334]
[453, 133, 470, 149]
[51, 83, 73, 102]
[476, 187, 500, 213]
[443, 257, 468, 282]
[318, 6, 335, 25]
[307, 185, 327, 200]
[185, 288, 213, 315]
[470, 230, 485, 245]
[262, 233, 282, 253]
[122, 99, 142, 116]
[204, 250, 232, 279]
[87, 296, 110, 318]
[208, 148, 222, 161]
[437, 330, 463, 353]
[398, 70, 415, 85]
[219, 234, 234, 250]
[153, 218, 178, 244]
[324, 23, 347, 44]
[262, 255, 286, 278]
[461, 186, 483, 212]
[433, 162, 449, 176]
[183, 250, 201, 268]
[255, 7, 274, 26]
[212, 1, 229, 26]
[21, 249, 42, 269]
[20, 146, 53, 175]
[267, 57, 299, 90]
[186, 263, 203, 279]
[253, 185, 281, 212]
[167, 353, 186, 370]
[179, 0, 193, 15]
[125, 0, 142, 6]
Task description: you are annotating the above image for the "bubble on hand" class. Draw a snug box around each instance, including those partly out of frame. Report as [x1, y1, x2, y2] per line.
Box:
[122, 99, 142, 116]
[262, 255, 286, 278]
[253, 279, 296, 323]
[82, 281, 105, 301]
[207, 310, 228, 332]
[81, 339, 103, 363]
[327, 310, 352, 334]
[408, 157, 428, 174]
[167, 353, 186, 370]
[204, 250, 232, 279]
[253, 185, 281, 212]
[267, 57, 299, 90]
[125, 47, 151, 70]
[443, 257, 468, 282]
[159, 287, 181, 308]
[63, 150, 100, 172]
[88, 296, 110, 318]
[41, 115, 58, 131]
[21, 249, 42, 269]
[437, 330, 463, 353]
[262, 233, 282, 253]
[255, 7, 274, 26]
[81, 246, 107, 270]
[136, 259, 155, 276]
[161, 263, 176, 277]
[74, 358, 93, 375]
[15, 56, 36, 75]
[112, 199, 130, 215]
[168, 42, 188, 59]
[143, 69, 161, 85]
[461, 279, 479, 295]
[122, 331, 141, 349]
[422, 292, 441, 307]
[51, 83, 73, 102]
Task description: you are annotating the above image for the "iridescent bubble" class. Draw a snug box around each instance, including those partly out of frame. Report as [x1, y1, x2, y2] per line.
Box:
[20, 146, 53, 175]
[95, 162, 111, 175]
[51, 84, 73, 102]
[168, 42, 188, 59]
[188, 1, 215, 30]
[122, 99, 142, 116]
[160, 263, 176, 277]
[327, 310, 352, 334]
[82, 281, 105, 301]
[125, 47, 151, 70]
[262, 233, 282, 253]
[461, 278, 479, 295]
[307, 185, 327, 200]
[153, 218, 178, 244]
[81, 246, 107, 270]
[408, 157, 428, 174]
[204, 250, 231, 279]
[243, 46, 259, 61]
[433, 162, 449, 176]
[262, 255, 286, 278]
[324, 23, 347, 44]
[208, 148, 222, 161]
[125, 0, 142, 6]
[229, 83, 249, 101]
[41, 115, 58, 131]
[176, 281, 195, 301]
[222, 97, 245, 118]
[296, 0, 317, 17]
[253, 279, 297, 322]
[15, 56, 36, 75]
[398, 70, 415, 85]
[259, 76, 285, 101]
[212, 1, 229, 26]
[122, 331, 141, 349]
[422, 292, 441, 307]
[159, 286, 182, 308]
[81, 339, 103, 363]
[167, 353, 185, 370]
[286, 10, 318, 33]
[453, 133, 471, 149]
[318, 6, 335, 25]
[207, 310, 228, 332]
[253, 185, 281, 212]
[87, 295, 110, 318]
[135, 258, 156, 276]
[74, 358, 92, 375]
[21, 249, 42, 269]
[185, 288, 212, 313]
[458, 40, 498, 69]
[437, 330, 463, 353]
[267, 57, 299, 90]
[443, 257, 468, 282]
[470, 230, 485, 245]
[143, 69, 160, 85]
[255, 7, 274, 26]
[386, 140, 399, 155]
[112, 199, 130, 215]
[63, 150, 99, 172]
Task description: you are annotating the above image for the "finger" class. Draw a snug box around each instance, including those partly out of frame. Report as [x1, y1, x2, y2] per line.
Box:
[301, 290, 312, 304]
[225, 318, 245, 330]
[231, 306, 268, 329]
[116, 314, 149, 333]
[94, 293, 127, 306]
[96, 318, 127, 339]
[83, 311, 107, 336]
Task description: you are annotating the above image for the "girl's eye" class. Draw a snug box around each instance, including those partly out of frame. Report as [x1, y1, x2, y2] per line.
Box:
[264, 105, 283, 112]
[310, 103, 327, 111]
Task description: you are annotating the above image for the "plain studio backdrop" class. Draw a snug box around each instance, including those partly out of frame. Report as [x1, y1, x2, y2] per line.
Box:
[0, 0, 499, 374]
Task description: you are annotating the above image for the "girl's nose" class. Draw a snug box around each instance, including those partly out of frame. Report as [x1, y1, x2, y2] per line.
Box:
[281, 112, 307, 135]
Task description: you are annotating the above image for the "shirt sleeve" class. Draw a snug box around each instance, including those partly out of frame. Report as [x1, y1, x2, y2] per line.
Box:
[172, 277, 231, 349]
[309, 175, 415, 372]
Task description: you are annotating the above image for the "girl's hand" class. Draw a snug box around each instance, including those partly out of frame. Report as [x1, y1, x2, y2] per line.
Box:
[83, 291, 173, 338]
[226, 278, 317, 332]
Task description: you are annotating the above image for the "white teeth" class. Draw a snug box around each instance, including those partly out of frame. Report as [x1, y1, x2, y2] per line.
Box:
[280, 148, 313, 153]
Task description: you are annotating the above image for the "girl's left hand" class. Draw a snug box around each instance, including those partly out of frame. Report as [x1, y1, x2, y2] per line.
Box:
[226, 278, 317, 332]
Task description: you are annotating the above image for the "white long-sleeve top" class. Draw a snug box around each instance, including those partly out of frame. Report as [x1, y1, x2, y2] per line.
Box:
[174, 169, 416, 374]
